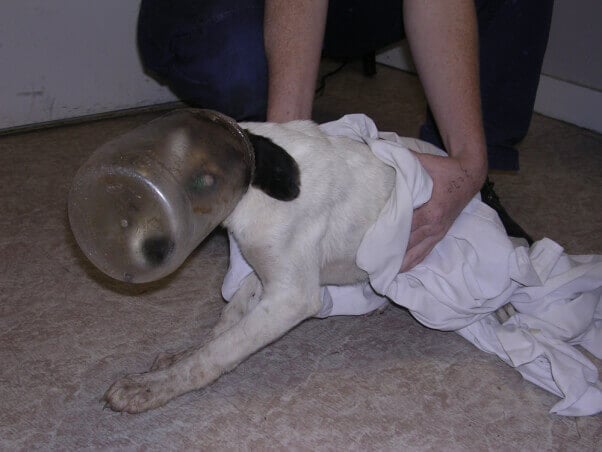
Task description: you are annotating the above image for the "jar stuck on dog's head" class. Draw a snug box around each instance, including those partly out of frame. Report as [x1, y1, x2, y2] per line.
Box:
[68, 109, 254, 283]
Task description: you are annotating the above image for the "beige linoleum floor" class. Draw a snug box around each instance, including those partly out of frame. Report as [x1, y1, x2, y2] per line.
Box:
[1, 62, 601, 450]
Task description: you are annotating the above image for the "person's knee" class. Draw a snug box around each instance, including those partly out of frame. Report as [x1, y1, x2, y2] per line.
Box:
[163, 27, 269, 121]
[138, 0, 268, 120]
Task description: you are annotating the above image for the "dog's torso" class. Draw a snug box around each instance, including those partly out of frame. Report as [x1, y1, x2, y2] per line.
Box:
[224, 120, 395, 288]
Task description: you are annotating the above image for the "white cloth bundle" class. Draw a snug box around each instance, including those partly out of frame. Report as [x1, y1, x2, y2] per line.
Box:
[223, 114, 602, 416]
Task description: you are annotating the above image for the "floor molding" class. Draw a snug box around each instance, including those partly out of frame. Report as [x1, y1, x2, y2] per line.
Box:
[376, 42, 416, 73]
[534, 75, 601, 133]
[0, 101, 186, 136]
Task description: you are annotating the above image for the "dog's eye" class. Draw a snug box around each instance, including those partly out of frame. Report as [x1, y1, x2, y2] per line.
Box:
[189, 173, 215, 192]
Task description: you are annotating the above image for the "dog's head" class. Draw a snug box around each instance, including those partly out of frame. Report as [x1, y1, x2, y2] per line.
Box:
[68, 109, 299, 284]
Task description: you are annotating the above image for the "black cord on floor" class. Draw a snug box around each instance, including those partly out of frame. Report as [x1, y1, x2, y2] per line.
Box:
[315, 60, 348, 96]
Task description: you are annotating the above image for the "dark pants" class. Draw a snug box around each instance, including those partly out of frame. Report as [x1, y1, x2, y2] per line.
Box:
[138, 0, 269, 121]
[137, 0, 554, 170]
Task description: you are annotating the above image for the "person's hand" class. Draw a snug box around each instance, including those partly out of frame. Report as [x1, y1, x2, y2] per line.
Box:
[400, 152, 485, 272]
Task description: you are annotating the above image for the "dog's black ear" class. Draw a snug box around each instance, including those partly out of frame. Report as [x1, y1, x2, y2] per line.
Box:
[246, 131, 300, 201]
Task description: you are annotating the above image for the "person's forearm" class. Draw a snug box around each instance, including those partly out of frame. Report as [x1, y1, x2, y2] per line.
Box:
[263, 0, 328, 122]
[403, 0, 487, 187]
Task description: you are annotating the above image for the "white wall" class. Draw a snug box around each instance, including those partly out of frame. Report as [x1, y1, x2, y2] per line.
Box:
[0, 1, 177, 130]
[534, 0, 602, 133]
[542, 0, 601, 90]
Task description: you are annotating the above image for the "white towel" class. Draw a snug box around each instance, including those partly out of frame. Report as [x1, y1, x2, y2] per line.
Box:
[223, 114, 602, 416]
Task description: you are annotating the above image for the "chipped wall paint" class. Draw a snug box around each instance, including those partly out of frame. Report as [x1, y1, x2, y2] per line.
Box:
[0, 1, 177, 130]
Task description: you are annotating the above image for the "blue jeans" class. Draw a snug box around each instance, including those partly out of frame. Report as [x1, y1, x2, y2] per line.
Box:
[138, 0, 554, 170]
[138, 0, 268, 121]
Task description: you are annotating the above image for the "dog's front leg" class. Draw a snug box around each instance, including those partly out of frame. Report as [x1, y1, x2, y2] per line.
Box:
[103, 278, 322, 413]
[150, 273, 263, 372]
[212, 272, 263, 338]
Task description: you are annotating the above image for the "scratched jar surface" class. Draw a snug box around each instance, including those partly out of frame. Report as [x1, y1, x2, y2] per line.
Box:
[68, 109, 254, 284]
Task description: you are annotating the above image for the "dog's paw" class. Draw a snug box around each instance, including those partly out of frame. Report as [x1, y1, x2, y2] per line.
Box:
[150, 349, 191, 371]
[103, 372, 175, 413]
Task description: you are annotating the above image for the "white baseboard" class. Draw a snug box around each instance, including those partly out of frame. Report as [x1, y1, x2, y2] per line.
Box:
[534, 75, 601, 133]
[376, 42, 416, 73]
[376, 44, 602, 134]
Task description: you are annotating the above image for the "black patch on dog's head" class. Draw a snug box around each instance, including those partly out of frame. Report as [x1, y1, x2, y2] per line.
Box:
[246, 131, 300, 201]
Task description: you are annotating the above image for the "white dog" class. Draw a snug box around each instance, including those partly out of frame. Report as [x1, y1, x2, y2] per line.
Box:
[103, 119, 397, 413]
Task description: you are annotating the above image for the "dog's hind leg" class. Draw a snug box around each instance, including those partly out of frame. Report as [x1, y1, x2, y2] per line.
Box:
[103, 277, 322, 413]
